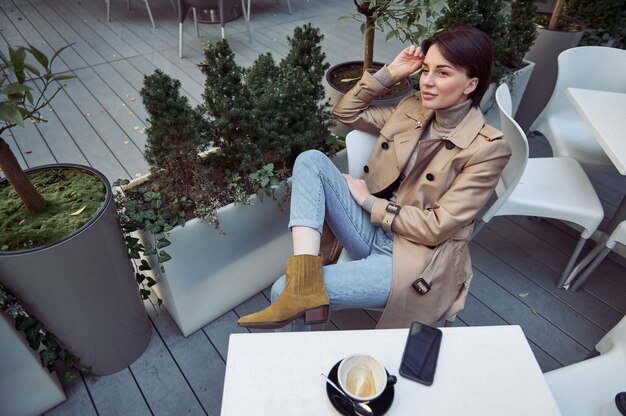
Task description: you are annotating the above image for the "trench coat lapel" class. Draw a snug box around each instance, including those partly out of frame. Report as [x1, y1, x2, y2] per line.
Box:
[394, 107, 434, 166]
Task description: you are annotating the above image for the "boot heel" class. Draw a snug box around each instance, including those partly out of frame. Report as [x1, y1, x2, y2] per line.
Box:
[304, 305, 329, 325]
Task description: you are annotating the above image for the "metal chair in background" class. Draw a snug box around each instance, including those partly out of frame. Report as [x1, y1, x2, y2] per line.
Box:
[178, 0, 251, 58]
[474, 84, 605, 288]
[106, 0, 173, 29]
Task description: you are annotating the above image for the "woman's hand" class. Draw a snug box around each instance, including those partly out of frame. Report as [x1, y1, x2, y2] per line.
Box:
[388, 45, 425, 80]
[343, 174, 371, 206]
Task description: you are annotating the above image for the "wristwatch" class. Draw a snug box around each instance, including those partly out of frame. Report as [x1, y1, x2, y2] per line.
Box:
[382, 203, 401, 231]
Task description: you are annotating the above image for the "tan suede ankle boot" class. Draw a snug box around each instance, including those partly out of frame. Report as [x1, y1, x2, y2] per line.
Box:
[237, 254, 329, 329]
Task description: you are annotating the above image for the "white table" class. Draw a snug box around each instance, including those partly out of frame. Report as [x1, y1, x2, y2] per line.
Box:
[563, 88, 626, 285]
[565, 88, 626, 175]
[221, 326, 561, 415]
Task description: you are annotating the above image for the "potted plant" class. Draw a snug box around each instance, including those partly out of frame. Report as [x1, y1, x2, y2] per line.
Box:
[516, 0, 588, 130]
[566, 0, 625, 47]
[435, 0, 538, 125]
[0, 44, 151, 376]
[115, 24, 345, 337]
[325, 0, 444, 129]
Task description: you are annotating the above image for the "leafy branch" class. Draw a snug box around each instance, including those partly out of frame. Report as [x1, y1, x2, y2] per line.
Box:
[0, 44, 75, 136]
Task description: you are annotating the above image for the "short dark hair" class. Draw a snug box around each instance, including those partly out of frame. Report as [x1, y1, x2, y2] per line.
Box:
[422, 26, 493, 108]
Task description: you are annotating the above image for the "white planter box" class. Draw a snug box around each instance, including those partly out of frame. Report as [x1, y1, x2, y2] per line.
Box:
[481, 60, 536, 128]
[151, 185, 293, 337]
[132, 150, 347, 337]
[0, 313, 66, 416]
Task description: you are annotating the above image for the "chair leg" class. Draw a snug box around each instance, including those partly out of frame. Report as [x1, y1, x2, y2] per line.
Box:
[144, 0, 156, 29]
[219, 0, 225, 39]
[128, 0, 131, 10]
[570, 247, 611, 292]
[241, 0, 252, 42]
[286, 0, 292, 14]
[106, 0, 111, 22]
[560, 235, 609, 289]
[192, 7, 199, 37]
[557, 237, 587, 288]
[179, 22, 183, 58]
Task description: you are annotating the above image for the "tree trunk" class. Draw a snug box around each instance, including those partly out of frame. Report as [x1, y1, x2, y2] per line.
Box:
[548, 0, 565, 30]
[0, 138, 47, 212]
[363, 15, 375, 73]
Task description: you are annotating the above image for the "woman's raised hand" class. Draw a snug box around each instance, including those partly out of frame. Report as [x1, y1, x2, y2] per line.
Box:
[388, 45, 425, 80]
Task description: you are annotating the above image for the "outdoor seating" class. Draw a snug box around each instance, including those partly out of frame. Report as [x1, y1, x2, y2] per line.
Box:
[177, 0, 251, 58]
[105, 0, 163, 28]
[563, 221, 626, 291]
[544, 314, 626, 416]
[530, 46, 626, 172]
[473, 84, 605, 288]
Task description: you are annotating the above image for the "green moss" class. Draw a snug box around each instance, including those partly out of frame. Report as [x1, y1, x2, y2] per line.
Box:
[0, 168, 105, 251]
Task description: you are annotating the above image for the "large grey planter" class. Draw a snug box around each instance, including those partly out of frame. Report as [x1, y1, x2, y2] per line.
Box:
[516, 14, 586, 132]
[481, 60, 536, 128]
[0, 164, 151, 376]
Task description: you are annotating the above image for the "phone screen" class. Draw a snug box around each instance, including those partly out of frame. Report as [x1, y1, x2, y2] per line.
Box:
[399, 321, 442, 386]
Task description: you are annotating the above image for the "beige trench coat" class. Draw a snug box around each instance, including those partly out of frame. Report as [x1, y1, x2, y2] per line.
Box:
[333, 71, 512, 329]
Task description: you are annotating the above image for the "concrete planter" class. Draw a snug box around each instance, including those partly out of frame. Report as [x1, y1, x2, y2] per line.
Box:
[0, 164, 151, 376]
[129, 150, 348, 337]
[481, 60, 536, 128]
[0, 312, 66, 416]
[516, 14, 586, 131]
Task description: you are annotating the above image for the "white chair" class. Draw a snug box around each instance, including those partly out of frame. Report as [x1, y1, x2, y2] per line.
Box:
[341, 130, 456, 327]
[530, 46, 626, 172]
[474, 85, 605, 288]
[544, 314, 626, 416]
[562, 221, 626, 292]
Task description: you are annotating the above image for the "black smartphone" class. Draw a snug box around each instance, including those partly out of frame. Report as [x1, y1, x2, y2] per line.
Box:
[399, 321, 443, 386]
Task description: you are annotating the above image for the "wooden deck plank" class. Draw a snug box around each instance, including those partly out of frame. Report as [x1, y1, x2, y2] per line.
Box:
[63, 68, 150, 179]
[475, 223, 623, 332]
[129, 326, 207, 416]
[144, 306, 225, 415]
[22, 0, 108, 67]
[469, 268, 591, 366]
[45, 84, 130, 180]
[85, 368, 151, 416]
[12, 0, 88, 70]
[45, 376, 98, 416]
[82, 63, 149, 152]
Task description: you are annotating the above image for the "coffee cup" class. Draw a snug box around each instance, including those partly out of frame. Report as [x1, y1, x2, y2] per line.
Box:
[337, 354, 397, 402]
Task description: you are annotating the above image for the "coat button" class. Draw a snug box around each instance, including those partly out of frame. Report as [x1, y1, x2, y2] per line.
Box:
[445, 141, 455, 150]
[381, 142, 389, 150]
[426, 173, 434, 181]
[363, 165, 369, 173]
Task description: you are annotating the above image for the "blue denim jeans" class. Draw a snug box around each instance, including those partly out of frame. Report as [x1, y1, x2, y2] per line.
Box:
[271, 150, 393, 313]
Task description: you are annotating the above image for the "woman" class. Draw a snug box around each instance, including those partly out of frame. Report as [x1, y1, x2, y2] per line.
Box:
[238, 26, 511, 330]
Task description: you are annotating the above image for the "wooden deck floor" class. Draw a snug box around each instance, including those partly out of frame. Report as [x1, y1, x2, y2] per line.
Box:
[2, 0, 625, 414]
